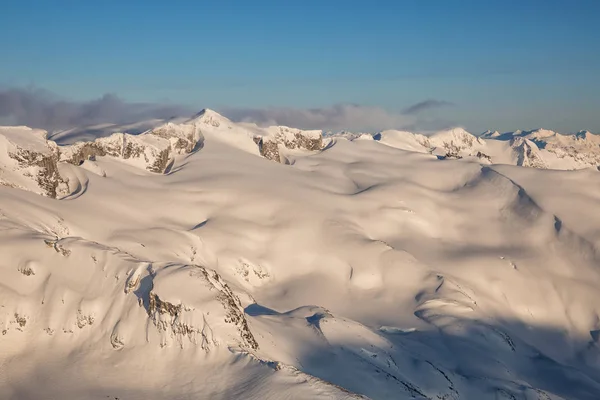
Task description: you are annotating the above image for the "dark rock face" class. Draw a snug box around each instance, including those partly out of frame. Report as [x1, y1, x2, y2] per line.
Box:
[63, 142, 114, 166]
[443, 152, 463, 160]
[281, 132, 323, 151]
[148, 292, 182, 317]
[257, 138, 282, 162]
[62, 133, 184, 174]
[8, 145, 65, 198]
[476, 151, 492, 161]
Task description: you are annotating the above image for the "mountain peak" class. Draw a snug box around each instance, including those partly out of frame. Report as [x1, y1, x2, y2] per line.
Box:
[523, 128, 557, 139]
[188, 108, 232, 128]
[481, 130, 501, 138]
[576, 130, 595, 139]
[192, 108, 220, 118]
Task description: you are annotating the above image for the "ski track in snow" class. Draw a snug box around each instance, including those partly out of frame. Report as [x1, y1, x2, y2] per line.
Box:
[0, 113, 600, 399]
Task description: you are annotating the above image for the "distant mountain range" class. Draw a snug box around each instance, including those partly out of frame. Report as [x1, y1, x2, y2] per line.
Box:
[1, 110, 597, 198]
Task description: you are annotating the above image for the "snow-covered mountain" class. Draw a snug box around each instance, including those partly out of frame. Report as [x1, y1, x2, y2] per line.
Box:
[0, 110, 329, 198]
[1, 111, 600, 399]
[372, 127, 600, 170]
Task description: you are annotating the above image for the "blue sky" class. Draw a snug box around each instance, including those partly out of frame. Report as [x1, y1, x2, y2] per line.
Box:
[1, 0, 599, 132]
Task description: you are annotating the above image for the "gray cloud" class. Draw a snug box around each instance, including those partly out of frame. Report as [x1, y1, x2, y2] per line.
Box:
[0, 87, 454, 134]
[0, 88, 192, 131]
[222, 104, 417, 132]
[403, 99, 453, 115]
[223, 99, 455, 132]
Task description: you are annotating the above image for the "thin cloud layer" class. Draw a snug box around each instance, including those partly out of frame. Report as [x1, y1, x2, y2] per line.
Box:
[0, 88, 192, 131]
[224, 99, 454, 132]
[403, 99, 454, 114]
[0, 87, 454, 133]
[223, 104, 417, 132]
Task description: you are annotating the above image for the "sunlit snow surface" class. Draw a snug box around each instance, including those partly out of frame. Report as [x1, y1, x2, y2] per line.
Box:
[1, 113, 600, 399]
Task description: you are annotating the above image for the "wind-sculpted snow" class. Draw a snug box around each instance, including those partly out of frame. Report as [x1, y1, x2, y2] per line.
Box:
[0, 111, 600, 399]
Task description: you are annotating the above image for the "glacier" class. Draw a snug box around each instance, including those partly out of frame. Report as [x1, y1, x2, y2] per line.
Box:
[0, 110, 599, 399]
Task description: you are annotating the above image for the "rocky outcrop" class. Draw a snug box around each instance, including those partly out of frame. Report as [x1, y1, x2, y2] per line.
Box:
[255, 136, 281, 162]
[147, 120, 204, 154]
[142, 264, 258, 351]
[0, 122, 204, 198]
[9, 144, 66, 198]
[427, 128, 484, 155]
[484, 128, 600, 169]
[540, 130, 600, 168]
[60, 133, 175, 174]
[476, 151, 492, 162]
[256, 126, 324, 162]
[0, 127, 69, 198]
[511, 137, 548, 169]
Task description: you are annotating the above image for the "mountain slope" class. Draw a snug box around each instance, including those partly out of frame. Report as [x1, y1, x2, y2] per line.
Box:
[372, 126, 600, 170]
[0, 112, 599, 399]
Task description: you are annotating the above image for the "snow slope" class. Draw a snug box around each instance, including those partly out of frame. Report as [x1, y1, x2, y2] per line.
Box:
[0, 112, 600, 399]
[375, 127, 600, 170]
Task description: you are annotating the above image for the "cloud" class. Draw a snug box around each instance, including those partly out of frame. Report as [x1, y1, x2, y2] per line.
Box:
[223, 99, 454, 132]
[0, 87, 192, 131]
[223, 104, 417, 132]
[403, 99, 453, 115]
[0, 87, 454, 134]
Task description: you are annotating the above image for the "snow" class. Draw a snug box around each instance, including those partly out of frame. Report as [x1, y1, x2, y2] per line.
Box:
[0, 126, 50, 152]
[371, 126, 600, 170]
[0, 111, 599, 399]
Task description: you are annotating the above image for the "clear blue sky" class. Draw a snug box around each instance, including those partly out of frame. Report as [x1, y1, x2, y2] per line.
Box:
[1, 0, 599, 132]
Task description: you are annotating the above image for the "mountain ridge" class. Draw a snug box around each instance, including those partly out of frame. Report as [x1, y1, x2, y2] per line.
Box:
[1, 110, 598, 198]
[1, 108, 600, 399]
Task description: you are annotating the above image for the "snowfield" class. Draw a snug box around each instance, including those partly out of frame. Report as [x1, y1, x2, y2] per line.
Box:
[0, 111, 600, 399]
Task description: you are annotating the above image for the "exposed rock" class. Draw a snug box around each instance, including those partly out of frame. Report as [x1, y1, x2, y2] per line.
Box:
[18, 263, 35, 276]
[275, 126, 323, 151]
[540, 130, 600, 168]
[235, 259, 270, 286]
[61, 116, 205, 172]
[491, 128, 600, 169]
[476, 151, 492, 162]
[428, 128, 484, 155]
[146, 120, 204, 154]
[0, 127, 68, 198]
[76, 310, 94, 329]
[0, 122, 204, 198]
[510, 137, 548, 169]
[143, 264, 258, 351]
[60, 133, 176, 174]
[443, 152, 463, 160]
[257, 137, 282, 162]
[14, 313, 27, 328]
[110, 330, 125, 349]
[44, 238, 72, 256]
[148, 291, 182, 317]
[256, 126, 323, 163]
